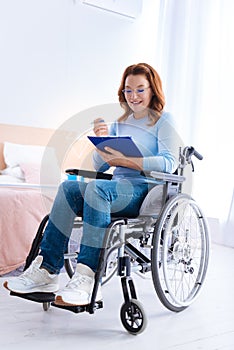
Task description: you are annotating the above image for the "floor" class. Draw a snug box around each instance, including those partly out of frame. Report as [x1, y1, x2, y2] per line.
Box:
[0, 243, 234, 350]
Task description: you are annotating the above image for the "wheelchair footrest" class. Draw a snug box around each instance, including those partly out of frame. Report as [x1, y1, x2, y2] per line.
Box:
[51, 300, 103, 314]
[10, 291, 55, 303]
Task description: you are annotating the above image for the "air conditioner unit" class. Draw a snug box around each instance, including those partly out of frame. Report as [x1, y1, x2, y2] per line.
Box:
[82, 0, 142, 19]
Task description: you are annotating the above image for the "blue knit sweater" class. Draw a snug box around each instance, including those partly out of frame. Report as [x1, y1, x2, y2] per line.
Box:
[93, 112, 181, 182]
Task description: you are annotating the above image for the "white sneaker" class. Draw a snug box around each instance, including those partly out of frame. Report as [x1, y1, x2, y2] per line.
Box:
[55, 263, 102, 306]
[3, 256, 59, 294]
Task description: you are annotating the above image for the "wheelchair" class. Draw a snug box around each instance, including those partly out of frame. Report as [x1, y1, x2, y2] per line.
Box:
[10, 146, 210, 335]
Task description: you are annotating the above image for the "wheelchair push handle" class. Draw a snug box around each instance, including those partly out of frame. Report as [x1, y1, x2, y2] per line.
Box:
[189, 146, 203, 161]
[180, 146, 203, 173]
[183, 146, 203, 162]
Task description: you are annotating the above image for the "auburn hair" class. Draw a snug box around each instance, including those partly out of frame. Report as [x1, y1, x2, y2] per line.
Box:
[117, 63, 165, 125]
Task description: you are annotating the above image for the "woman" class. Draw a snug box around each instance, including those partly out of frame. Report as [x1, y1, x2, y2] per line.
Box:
[4, 63, 179, 306]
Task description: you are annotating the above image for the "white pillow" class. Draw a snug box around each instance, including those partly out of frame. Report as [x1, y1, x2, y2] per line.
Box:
[4, 142, 47, 167]
[0, 165, 24, 179]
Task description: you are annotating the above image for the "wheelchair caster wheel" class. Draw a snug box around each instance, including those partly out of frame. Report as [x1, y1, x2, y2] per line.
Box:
[43, 302, 50, 311]
[120, 299, 147, 334]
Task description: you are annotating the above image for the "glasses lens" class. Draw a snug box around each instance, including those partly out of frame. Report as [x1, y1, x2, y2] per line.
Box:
[122, 87, 149, 95]
[122, 89, 132, 94]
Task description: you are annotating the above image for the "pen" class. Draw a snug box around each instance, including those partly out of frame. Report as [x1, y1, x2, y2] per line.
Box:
[91, 119, 105, 124]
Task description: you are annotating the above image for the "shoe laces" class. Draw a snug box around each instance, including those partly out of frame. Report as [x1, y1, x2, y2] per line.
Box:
[66, 273, 92, 289]
[19, 260, 45, 283]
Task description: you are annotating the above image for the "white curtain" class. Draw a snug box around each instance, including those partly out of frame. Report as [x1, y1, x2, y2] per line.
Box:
[154, 0, 234, 244]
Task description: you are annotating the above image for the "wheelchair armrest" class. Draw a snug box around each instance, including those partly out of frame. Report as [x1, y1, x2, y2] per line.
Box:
[65, 169, 184, 183]
[142, 170, 185, 183]
[65, 169, 113, 180]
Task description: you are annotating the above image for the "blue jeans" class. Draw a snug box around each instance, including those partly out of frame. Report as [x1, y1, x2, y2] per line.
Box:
[40, 179, 152, 274]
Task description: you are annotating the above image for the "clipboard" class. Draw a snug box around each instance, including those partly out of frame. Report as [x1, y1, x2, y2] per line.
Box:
[87, 135, 142, 157]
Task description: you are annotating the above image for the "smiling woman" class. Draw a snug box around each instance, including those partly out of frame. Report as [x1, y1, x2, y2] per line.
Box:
[4, 63, 181, 308]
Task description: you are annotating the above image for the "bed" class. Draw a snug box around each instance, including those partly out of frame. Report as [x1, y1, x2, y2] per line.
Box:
[0, 124, 55, 274]
[0, 123, 96, 275]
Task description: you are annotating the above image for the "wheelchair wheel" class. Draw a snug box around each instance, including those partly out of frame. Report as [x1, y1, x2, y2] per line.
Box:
[24, 214, 49, 270]
[64, 217, 83, 278]
[151, 193, 210, 312]
[120, 299, 147, 334]
[101, 245, 118, 285]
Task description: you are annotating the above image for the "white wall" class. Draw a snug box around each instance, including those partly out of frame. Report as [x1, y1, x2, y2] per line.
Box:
[0, 0, 159, 129]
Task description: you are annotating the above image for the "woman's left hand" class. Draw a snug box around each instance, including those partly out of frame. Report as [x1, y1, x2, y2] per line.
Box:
[96, 147, 143, 170]
[96, 147, 125, 167]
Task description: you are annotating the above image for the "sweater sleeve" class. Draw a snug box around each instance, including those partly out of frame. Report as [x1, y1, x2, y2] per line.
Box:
[143, 114, 181, 173]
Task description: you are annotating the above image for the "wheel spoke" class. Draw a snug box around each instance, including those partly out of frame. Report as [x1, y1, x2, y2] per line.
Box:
[152, 194, 210, 311]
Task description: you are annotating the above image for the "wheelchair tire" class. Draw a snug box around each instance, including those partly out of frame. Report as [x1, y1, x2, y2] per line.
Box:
[120, 299, 147, 334]
[64, 257, 75, 278]
[101, 245, 118, 285]
[151, 193, 210, 312]
[24, 214, 49, 271]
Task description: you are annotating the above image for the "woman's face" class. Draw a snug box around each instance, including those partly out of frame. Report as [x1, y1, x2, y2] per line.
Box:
[123, 74, 153, 118]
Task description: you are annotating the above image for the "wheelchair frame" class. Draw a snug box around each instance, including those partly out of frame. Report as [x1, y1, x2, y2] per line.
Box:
[12, 146, 210, 335]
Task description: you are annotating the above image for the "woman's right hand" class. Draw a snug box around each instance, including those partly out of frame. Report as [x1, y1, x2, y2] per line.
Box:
[93, 118, 108, 136]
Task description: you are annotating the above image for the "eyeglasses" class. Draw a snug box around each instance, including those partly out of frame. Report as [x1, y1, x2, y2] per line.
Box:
[122, 86, 151, 95]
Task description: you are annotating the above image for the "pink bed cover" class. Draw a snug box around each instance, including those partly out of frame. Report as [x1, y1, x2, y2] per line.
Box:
[0, 187, 53, 275]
